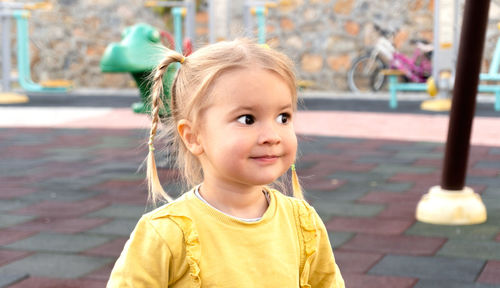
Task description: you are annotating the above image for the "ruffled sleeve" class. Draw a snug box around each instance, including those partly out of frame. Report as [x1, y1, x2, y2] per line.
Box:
[107, 215, 174, 287]
[166, 215, 201, 287]
[295, 200, 345, 288]
[107, 203, 203, 288]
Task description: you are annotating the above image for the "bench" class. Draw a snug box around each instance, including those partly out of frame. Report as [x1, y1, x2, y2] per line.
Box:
[382, 69, 428, 109]
[479, 36, 500, 111]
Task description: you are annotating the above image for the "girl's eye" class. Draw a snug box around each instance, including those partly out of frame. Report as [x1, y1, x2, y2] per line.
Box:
[237, 115, 255, 125]
[276, 113, 291, 124]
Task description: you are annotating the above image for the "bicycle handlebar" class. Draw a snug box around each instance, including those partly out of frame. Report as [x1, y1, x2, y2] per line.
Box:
[373, 23, 396, 38]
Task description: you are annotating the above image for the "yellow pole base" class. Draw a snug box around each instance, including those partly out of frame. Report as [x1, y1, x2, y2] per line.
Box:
[416, 186, 487, 225]
[420, 98, 452, 111]
[0, 93, 29, 104]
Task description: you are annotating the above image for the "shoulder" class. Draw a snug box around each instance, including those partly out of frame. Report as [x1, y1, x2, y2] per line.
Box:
[269, 188, 317, 215]
[138, 191, 198, 244]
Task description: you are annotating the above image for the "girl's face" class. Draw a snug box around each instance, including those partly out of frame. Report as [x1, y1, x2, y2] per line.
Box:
[195, 67, 297, 189]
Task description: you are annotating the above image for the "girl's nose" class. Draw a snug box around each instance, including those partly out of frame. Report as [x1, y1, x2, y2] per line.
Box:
[258, 124, 281, 145]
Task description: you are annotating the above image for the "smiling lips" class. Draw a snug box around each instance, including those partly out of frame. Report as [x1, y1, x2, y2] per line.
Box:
[250, 155, 280, 164]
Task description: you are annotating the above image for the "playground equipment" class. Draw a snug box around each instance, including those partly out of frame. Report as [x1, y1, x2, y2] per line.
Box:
[243, 1, 278, 44]
[383, 0, 500, 112]
[0, 1, 71, 102]
[101, 3, 192, 114]
[382, 0, 459, 111]
[100, 23, 177, 114]
[145, 0, 195, 50]
[416, 0, 489, 225]
[244, 0, 314, 89]
[347, 23, 433, 95]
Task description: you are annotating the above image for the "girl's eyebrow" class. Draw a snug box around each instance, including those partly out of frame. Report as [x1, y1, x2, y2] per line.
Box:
[228, 103, 292, 114]
[228, 105, 255, 114]
[280, 104, 293, 110]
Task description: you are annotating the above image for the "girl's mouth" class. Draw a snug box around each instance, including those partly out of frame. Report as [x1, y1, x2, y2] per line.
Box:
[250, 155, 280, 164]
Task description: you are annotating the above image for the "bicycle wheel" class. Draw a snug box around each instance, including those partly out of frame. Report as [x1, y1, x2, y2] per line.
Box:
[347, 54, 387, 93]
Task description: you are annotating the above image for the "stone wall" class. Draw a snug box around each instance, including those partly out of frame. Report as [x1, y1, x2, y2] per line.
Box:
[5, 0, 165, 89]
[5, 0, 500, 90]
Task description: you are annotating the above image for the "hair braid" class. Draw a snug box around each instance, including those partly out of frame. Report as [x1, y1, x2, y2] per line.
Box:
[147, 52, 184, 204]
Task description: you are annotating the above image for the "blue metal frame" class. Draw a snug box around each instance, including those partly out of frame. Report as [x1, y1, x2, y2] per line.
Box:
[13, 10, 69, 92]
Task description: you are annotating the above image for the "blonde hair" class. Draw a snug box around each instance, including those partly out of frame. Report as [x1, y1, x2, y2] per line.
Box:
[147, 38, 303, 204]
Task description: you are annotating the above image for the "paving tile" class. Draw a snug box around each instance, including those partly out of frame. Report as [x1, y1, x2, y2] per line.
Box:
[389, 172, 440, 184]
[371, 164, 436, 175]
[414, 279, 498, 288]
[0, 272, 29, 288]
[482, 187, 500, 198]
[301, 178, 346, 192]
[83, 237, 128, 257]
[11, 217, 111, 234]
[369, 254, 485, 282]
[380, 142, 437, 152]
[368, 182, 414, 193]
[467, 176, 500, 187]
[89, 179, 144, 192]
[438, 239, 500, 260]
[477, 260, 500, 285]
[0, 229, 37, 245]
[18, 188, 101, 203]
[8, 277, 106, 288]
[406, 222, 500, 240]
[87, 219, 139, 236]
[326, 217, 414, 235]
[340, 234, 446, 255]
[358, 191, 422, 204]
[394, 151, 444, 160]
[5, 233, 113, 253]
[475, 161, 500, 169]
[329, 171, 391, 183]
[35, 176, 105, 192]
[305, 184, 371, 202]
[82, 262, 115, 281]
[0, 252, 113, 279]
[354, 155, 414, 165]
[413, 158, 442, 167]
[468, 168, 500, 177]
[0, 250, 32, 266]
[0, 187, 37, 200]
[87, 204, 148, 219]
[334, 251, 383, 273]
[94, 190, 148, 205]
[376, 201, 418, 220]
[312, 201, 385, 221]
[342, 272, 417, 288]
[0, 199, 34, 213]
[0, 214, 36, 229]
[328, 231, 354, 249]
[12, 199, 110, 218]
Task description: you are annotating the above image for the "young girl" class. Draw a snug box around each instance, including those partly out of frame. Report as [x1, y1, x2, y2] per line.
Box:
[107, 38, 344, 287]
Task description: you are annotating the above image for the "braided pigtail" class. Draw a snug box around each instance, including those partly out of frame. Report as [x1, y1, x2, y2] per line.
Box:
[291, 164, 305, 200]
[147, 52, 185, 204]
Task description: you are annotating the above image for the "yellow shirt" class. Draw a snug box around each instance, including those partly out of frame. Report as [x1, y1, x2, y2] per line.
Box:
[107, 188, 344, 288]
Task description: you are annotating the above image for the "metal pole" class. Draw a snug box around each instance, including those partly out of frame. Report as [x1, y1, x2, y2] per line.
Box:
[185, 0, 195, 47]
[1, 13, 12, 91]
[441, 0, 491, 190]
[208, 0, 215, 43]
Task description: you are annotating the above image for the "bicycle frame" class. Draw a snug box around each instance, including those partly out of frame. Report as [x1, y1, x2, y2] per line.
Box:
[359, 37, 394, 76]
[391, 49, 432, 83]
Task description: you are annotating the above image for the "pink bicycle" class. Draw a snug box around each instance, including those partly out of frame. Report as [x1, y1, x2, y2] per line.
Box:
[347, 24, 433, 93]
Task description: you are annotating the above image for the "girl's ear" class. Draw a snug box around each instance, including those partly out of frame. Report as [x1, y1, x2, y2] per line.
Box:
[177, 119, 204, 156]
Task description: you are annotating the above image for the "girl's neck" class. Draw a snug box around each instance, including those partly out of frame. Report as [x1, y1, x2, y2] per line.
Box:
[198, 181, 269, 219]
